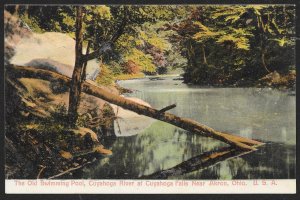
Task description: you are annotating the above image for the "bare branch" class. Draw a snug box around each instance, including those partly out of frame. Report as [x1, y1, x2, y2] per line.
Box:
[81, 40, 92, 81]
[158, 104, 176, 113]
[82, 7, 129, 62]
[82, 41, 113, 62]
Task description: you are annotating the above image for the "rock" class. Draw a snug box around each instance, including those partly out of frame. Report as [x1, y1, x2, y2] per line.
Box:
[60, 150, 73, 160]
[257, 70, 296, 88]
[73, 162, 80, 167]
[110, 97, 155, 136]
[99, 103, 116, 137]
[69, 127, 99, 142]
[4, 10, 31, 66]
[20, 111, 30, 117]
[5, 10, 100, 80]
[93, 146, 113, 156]
[74, 146, 81, 151]
[25, 124, 39, 130]
[9, 31, 100, 80]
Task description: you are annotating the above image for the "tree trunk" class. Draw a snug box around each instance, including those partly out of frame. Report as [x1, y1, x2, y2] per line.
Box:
[8, 65, 264, 151]
[81, 40, 91, 81]
[260, 33, 270, 73]
[258, 16, 270, 74]
[261, 49, 270, 73]
[187, 40, 195, 66]
[68, 6, 84, 126]
[14, 5, 19, 16]
[201, 44, 207, 65]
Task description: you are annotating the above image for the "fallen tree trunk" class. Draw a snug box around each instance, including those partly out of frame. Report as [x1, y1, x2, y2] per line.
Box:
[7, 65, 264, 151]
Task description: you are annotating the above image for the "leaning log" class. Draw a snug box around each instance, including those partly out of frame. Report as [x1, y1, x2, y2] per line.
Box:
[6, 65, 264, 151]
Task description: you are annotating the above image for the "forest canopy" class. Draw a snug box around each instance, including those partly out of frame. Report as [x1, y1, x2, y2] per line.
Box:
[6, 4, 296, 86]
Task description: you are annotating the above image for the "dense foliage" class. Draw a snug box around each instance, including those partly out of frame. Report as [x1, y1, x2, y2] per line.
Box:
[167, 5, 295, 85]
[6, 5, 296, 85]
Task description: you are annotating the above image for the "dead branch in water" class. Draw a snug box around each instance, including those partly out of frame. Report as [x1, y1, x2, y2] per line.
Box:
[158, 104, 176, 113]
[7, 65, 264, 151]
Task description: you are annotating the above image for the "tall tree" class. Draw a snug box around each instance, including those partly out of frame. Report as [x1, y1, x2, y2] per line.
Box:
[67, 6, 134, 125]
[68, 6, 118, 125]
[68, 6, 84, 125]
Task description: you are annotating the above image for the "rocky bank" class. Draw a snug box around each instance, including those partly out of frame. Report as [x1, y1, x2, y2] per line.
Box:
[4, 10, 119, 179]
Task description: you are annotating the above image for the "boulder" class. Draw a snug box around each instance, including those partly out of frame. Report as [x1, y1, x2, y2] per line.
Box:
[110, 97, 155, 136]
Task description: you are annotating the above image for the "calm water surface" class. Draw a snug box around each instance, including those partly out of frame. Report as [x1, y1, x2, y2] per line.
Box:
[82, 77, 296, 179]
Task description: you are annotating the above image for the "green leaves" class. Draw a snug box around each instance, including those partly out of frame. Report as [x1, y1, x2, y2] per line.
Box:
[13, 4, 295, 83]
[192, 17, 252, 50]
[193, 21, 220, 41]
[124, 48, 156, 73]
[139, 22, 172, 52]
[217, 35, 250, 50]
[92, 6, 112, 20]
[270, 37, 294, 47]
[169, 5, 295, 85]
[211, 6, 247, 22]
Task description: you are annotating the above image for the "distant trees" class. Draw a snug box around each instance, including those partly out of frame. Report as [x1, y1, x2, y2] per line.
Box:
[168, 5, 295, 85]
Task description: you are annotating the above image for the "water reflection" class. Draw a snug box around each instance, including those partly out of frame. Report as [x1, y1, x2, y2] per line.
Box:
[177, 142, 295, 179]
[83, 122, 295, 179]
[82, 77, 295, 179]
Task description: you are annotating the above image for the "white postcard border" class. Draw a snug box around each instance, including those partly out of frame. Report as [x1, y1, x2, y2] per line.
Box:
[5, 179, 296, 194]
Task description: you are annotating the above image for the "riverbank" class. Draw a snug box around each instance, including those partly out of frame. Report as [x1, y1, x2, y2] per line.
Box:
[182, 70, 296, 91]
[4, 10, 116, 179]
[5, 67, 162, 178]
[5, 73, 120, 178]
[115, 73, 145, 81]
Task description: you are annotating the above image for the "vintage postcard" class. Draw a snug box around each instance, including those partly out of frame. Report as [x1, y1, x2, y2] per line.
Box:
[3, 2, 296, 194]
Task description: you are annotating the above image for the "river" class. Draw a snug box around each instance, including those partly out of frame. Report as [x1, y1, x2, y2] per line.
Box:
[82, 77, 296, 179]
